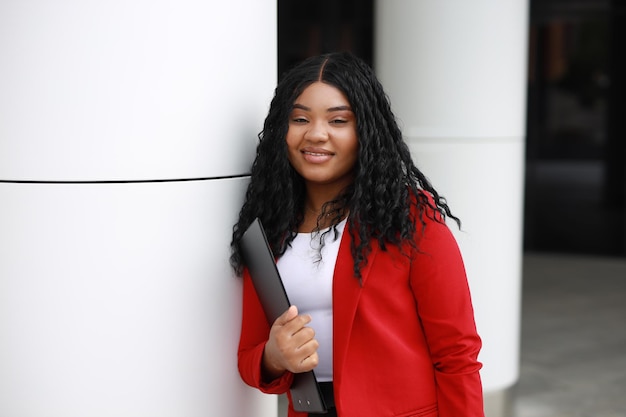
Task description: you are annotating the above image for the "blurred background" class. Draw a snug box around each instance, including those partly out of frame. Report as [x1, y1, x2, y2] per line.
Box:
[279, 0, 625, 257]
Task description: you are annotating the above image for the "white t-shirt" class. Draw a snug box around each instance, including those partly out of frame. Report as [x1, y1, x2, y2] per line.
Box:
[276, 218, 347, 382]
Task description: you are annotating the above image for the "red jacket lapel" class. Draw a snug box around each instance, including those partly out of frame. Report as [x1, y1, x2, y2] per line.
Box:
[331, 227, 378, 389]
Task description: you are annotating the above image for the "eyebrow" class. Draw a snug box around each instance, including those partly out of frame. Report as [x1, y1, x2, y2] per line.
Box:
[292, 103, 352, 112]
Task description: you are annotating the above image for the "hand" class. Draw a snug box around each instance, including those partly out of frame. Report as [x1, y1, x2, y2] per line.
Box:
[262, 305, 319, 381]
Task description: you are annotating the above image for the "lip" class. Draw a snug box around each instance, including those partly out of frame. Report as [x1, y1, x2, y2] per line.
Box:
[301, 147, 334, 163]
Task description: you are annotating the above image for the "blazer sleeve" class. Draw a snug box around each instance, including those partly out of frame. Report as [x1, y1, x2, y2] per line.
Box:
[237, 269, 294, 394]
[410, 214, 485, 417]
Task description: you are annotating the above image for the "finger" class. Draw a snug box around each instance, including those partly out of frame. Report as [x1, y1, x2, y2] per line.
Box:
[290, 326, 316, 347]
[272, 332, 319, 374]
[273, 305, 298, 327]
[296, 351, 319, 373]
[281, 313, 313, 336]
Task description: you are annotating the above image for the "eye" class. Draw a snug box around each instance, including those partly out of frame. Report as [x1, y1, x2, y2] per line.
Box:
[330, 119, 348, 124]
[291, 117, 308, 124]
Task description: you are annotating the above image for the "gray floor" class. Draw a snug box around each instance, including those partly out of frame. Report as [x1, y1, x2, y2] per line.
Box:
[278, 253, 626, 417]
[513, 252, 626, 417]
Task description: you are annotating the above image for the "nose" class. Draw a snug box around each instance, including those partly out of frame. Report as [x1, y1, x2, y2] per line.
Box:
[303, 120, 329, 142]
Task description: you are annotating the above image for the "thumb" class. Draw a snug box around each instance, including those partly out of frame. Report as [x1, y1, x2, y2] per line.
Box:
[274, 305, 298, 326]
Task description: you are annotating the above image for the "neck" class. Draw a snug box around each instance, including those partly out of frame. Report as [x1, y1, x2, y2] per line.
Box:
[303, 181, 350, 214]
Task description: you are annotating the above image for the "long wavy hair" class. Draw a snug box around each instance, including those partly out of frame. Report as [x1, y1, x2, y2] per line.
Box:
[230, 52, 459, 280]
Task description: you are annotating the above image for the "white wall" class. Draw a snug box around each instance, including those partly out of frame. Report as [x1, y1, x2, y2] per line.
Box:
[0, 1, 277, 416]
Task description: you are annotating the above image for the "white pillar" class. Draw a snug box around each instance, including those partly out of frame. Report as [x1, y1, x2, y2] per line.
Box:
[0, 1, 276, 416]
[375, 2, 528, 416]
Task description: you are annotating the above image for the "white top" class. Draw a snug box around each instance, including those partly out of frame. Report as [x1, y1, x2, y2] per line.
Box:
[276, 218, 347, 382]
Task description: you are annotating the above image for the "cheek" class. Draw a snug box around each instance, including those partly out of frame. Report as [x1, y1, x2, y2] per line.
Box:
[285, 127, 297, 149]
[348, 150, 359, 171]
[345, 134, 359, 162]
[350, 137, 359, 155]
[285, 132, 299, 165]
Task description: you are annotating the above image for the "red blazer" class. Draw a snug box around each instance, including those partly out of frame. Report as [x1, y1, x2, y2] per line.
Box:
[238, 211, 484, 417]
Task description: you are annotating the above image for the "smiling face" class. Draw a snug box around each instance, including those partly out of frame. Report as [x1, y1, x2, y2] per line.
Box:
[286, 82, 358, 195]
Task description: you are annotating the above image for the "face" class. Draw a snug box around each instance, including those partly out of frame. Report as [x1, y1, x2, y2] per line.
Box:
[286, 82, 358, 192]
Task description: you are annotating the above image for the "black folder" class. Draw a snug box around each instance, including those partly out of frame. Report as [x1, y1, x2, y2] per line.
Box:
[240, 218, 327, 414]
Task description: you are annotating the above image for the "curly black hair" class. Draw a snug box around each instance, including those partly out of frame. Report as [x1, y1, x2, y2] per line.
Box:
[230, 52, 459, 280]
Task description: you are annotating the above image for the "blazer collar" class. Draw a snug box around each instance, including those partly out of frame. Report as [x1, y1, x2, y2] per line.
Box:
[332, 226, 378, 386]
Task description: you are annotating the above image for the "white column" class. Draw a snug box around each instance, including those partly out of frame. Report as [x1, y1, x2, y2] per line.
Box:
[375, 1, 528, 416]
[0, 1, 276, 416]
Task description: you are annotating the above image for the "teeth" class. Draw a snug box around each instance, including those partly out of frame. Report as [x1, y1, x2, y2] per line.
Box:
[305, 152, 328, 156]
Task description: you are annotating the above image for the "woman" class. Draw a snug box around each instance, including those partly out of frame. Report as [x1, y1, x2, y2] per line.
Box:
[231, 52, 484, 417]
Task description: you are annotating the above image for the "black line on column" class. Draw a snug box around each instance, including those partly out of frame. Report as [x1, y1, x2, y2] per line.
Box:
[0, 174, 250, 185]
